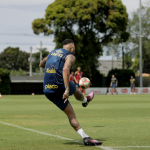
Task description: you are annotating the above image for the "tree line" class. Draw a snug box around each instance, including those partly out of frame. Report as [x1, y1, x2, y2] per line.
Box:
[0, 0, 150, 80]
[0, 47, 49, 75]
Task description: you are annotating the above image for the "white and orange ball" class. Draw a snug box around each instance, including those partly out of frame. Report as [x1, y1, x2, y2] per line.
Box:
[79, 77, 90, 89]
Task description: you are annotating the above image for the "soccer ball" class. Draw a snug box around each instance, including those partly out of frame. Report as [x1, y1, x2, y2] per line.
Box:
[79, 77, 90, 89]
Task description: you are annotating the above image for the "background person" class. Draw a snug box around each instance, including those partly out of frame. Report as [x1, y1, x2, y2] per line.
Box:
[130, 76, 136, 95]
[110, 75, 118, 95]
[74, 67, 85, 94]
[69, 71, 75, 83]
[74, 67, 83, 87]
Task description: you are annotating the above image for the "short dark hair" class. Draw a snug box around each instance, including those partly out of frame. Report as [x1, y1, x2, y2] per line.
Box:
[62, 39, 74, 46]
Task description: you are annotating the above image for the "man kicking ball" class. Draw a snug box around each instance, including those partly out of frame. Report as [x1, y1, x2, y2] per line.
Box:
[39, 39, 102, 146]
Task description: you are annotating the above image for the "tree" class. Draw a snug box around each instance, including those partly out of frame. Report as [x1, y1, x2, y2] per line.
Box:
[32, 0, 129, 83]
[0, 47, 29, 71]
[32, 50, 49, 72]
[124, 54, 132, 69]
[0, 68, 11, 94]
[126, 5, 150, 73]
[10, 68, 27, 76]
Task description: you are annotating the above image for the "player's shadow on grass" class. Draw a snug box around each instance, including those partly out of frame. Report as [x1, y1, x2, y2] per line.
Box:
[93, 126, 105, 127]
[64, 141, 83, 146]
[64, 139, 106, 146]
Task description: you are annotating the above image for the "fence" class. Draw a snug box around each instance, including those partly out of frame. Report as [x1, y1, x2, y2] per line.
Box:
[85, 87, 150, 95]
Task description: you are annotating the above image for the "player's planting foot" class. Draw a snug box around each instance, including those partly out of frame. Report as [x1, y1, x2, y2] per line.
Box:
[83, 137, 102, 146]
[82, 92, 94, 107]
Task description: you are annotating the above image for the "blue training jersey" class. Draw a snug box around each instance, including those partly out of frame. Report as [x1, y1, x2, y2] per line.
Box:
[43, 48, 73, 93]
[111, 78, 117, 84]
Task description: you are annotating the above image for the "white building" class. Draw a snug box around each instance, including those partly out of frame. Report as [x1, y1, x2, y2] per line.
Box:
[97, 59, 122, 76]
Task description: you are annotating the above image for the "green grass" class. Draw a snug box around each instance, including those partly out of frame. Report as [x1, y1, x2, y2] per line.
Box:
[0, 95, 150, 150]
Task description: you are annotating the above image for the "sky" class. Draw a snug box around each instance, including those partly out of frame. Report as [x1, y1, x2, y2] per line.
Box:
[0, 0, 148, 60]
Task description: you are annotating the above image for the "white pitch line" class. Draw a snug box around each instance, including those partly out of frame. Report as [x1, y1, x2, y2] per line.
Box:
[126, 146, 150, 148]
[115, 146, 150, 148]
[0, 121, 113, 150]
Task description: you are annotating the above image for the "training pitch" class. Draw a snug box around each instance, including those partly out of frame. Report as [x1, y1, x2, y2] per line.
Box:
[0, 95, 150, 150]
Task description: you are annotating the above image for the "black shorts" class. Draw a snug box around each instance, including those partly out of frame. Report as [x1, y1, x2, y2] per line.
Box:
[44, 81, 76, 111]
[131, 83, 135, 89]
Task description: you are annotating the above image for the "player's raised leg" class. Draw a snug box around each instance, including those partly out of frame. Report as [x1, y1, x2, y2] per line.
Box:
[64, 103, 102, 146]
[73, 88, 94, 107]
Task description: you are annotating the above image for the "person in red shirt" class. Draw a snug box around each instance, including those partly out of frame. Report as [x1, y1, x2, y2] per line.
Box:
[69, 71, 75, 83]
[74, 67, 83, 86]
[74, 67, 85, 94]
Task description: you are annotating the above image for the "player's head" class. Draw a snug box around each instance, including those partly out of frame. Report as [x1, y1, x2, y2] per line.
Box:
[71, 71, 74, 75]
[77, 67, 81, 72]
[131, 76, 133, 79]
[62, 39, 75, 55]
[112, 75, 115, 78]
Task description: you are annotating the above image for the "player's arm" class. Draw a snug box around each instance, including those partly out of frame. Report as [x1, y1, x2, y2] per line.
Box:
[69, 74, 71, 80]
[110, 81, 112, 87]
[39, 57, 48, 68]
[63, 55, 76, 102]
[116, 80, 118, 87]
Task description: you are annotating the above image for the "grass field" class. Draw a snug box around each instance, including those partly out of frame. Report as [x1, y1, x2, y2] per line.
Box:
[0, 95, 150, 150]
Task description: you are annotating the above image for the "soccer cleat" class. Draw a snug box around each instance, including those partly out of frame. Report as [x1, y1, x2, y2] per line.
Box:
[82, 92, 94, 107]
[83, 137, 102, 146]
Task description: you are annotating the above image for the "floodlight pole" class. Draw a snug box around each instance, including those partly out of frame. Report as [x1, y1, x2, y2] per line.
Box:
[40, 41, 43, 73]
[139, 0, 143, 87]
[30, 47, 32, 77]
[122, 46, 124, 70]
[111, 47, 114, 69]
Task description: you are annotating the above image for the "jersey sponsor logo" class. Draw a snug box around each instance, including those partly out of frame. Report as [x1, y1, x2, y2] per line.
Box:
[142, 88, 149, 93]
[45, 84, 58, 89]
[121, 89, 128, 93]
[46, 68, 56, 73]
[51, 49, 63, 57]
[56, 50, 63, 53]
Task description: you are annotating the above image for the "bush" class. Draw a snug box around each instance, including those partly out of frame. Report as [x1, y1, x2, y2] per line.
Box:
[90, 69, 104, 87]
[10, 68, 27, 76]
[107, 69, 135, 87]
[143, 76, 150, 87]
[0, 68, 11, 94]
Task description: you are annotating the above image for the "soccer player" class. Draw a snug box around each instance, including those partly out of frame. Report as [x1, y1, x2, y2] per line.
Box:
[74, 67, 85, 94]
[130, 76, 136, 95]
[39, 39, 102, 146]
[110, 75, 118, 95]
[74, 67, 83, 87]
[69, 71, 75, 83]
